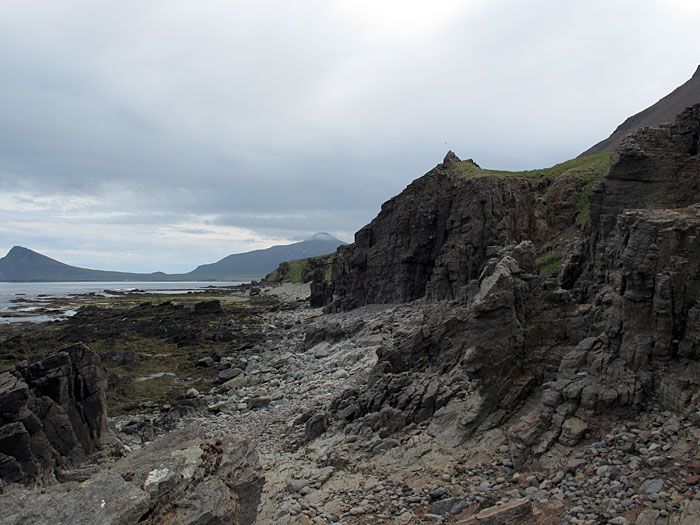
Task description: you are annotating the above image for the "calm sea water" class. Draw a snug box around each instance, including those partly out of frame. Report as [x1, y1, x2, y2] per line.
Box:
[0, 281, 246, 323]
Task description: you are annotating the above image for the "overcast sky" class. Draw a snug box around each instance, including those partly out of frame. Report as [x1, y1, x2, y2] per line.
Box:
[1, 0, 699, 273]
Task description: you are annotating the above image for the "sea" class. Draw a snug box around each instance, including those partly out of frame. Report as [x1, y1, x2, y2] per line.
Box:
[0, 281, 246, 323]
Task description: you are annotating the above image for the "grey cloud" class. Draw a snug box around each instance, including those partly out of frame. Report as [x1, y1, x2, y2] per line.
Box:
[1, 1, 700, 270]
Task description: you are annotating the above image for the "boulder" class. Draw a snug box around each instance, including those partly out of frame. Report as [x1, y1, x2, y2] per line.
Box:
[558, 417, 589, 447]
[0, 423, 264, 524]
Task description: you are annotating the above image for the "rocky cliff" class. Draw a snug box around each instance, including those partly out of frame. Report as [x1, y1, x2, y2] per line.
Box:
[323, 104, 700, 474]
[330, 151, 611, 311]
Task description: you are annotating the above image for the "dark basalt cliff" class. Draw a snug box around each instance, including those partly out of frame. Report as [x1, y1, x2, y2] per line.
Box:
[329, 151, 601, 311]
[324, 104, 700, 469]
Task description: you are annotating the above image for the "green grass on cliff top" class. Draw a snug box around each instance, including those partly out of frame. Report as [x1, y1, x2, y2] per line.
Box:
[452, 151, 612, 183]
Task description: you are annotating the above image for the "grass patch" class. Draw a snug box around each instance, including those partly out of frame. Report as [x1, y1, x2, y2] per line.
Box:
[536, 251, 563, 278]
[452, 152, 612, 189]
[576, 180, 597, 225]
[270, 253, 336, 283]
[287, 260, 306, 283]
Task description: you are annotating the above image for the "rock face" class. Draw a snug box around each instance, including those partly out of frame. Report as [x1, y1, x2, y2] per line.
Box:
[323, 104, 700, 475]
[0, 343, 114, 487]
[330, 154, 541, 310]
[509, 104, 700, 465]
[328, 150, 602, 311]
[0, 423, 264, 525]
[329, 241, 589, 448]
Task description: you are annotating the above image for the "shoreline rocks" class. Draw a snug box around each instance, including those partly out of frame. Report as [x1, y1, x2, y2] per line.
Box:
[0, 343, 116, 488]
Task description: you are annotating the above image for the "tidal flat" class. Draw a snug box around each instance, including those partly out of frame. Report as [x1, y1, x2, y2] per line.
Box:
[0, 284, 277, 414]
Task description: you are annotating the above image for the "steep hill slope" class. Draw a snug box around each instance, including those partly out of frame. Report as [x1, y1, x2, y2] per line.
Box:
[580, 65, 700, 156]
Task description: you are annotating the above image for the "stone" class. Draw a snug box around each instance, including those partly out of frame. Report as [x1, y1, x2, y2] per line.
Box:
[0, 423, 264, 524]
[371, 439, 400, 456]
[429, 496, 461, 515]
[635, 509, 659, 525]
[640, 478, 664, 495]
[459, 498, 533, 524]
[217, 367, 243, 383]
[193, 300, 221, 314]
[247, 396, 272, 409]
[196, 357, 214, 368]
[559, 417, 589, 447]
[680, 500, 700, 525]
[305, 413, 328, 441]
[222, 375, 247, 391]
[647, 456, 668, 468]
[185, 388, 199, 399]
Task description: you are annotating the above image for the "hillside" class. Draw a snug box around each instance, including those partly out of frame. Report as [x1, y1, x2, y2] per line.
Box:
[580, 65, 700, 156]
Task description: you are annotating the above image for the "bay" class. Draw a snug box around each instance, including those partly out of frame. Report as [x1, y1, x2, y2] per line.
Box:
[0, 281, 246, 323]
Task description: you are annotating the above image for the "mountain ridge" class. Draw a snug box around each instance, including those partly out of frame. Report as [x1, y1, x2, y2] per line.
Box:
[579, 64, 700, 156]
[0, 233, 346, 282]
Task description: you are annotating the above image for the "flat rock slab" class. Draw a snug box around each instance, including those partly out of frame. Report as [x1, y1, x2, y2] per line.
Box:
[458, 498, 533, 524]
[0, 423, 264, 525]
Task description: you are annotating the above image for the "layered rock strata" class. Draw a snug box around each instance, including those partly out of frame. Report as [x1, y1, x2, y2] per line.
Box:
[0, 343, 115, 487]
[323, 104, 700, 475]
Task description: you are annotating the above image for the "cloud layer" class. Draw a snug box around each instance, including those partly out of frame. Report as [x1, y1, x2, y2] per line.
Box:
[1, 1, 699, 272]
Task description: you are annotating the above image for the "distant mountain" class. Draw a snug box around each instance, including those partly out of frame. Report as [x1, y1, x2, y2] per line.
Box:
[0, 233, 347, 282]
[183, 233, 347, 280]
[580, 65, 700, 157]
[0, 246, 170, 282]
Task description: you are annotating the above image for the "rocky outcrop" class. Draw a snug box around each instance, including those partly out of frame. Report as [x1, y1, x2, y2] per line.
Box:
[328, 151, 604, 312]
[329, 241, 591, 448]
[322, 104, 700, 477]
[0, 423, 264, 525]
[510, 105, 700, 466]
[0, 343, 115, 488]
[330, 154, 541, 310]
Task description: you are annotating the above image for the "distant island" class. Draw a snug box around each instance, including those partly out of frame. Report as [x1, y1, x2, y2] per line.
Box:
[0, 233, 346, 282]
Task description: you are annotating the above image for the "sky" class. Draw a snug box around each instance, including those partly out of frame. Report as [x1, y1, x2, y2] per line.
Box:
[1, 0, 699, 273]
